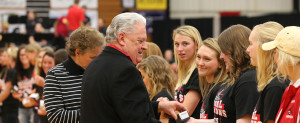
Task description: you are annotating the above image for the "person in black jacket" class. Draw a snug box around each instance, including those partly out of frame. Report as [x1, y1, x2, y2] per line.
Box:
[81, 12, 187, 123]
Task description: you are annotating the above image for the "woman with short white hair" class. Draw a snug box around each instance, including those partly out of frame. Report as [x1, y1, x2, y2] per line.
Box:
[262, 26, 300, 123]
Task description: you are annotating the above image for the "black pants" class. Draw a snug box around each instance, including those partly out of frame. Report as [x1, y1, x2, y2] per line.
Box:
[2, 113, 19, 123]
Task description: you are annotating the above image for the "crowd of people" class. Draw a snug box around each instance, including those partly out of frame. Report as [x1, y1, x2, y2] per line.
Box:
[1, 0, 106, 51]
[0, 6, 300, 123]
[0, 42, 68, 123]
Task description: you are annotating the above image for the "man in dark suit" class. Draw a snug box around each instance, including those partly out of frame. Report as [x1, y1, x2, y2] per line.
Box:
[81, 12, 187, 122]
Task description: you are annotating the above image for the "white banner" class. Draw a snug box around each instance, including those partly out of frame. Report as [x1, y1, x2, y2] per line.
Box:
[0, 0, 26, 8]
[50, 0, 98, 9]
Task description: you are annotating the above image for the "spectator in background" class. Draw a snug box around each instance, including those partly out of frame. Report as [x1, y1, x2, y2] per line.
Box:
[0, 48, 9, 77]
[54, 16, 69, 38]
[0, 48, 19, 123]
[98, 18, 107, 36]
[0, 49, 4, 77]
[24, 43, 44, 123]
[26, 10, 43, 44]
[34, 46, 54, 77]
[34, 23, 45, 34]
[33, 49, 54, 123]
[81, 5, 91, 26]
[12, 45, 36, 123]
[54, 49, 68, 65]
[142, 42, 163, 59]
[67, 0, 85, 32]
[164, 49, 174, 64]
[53, 16, 69, 50]
[25, 43, 41, 67]
[1, 22, 9, 34]
[7, 47, 19, 69]
[0, 48, 8, 70]
[36, 52, 55, 123]
[164, 49, 177, 79]
[26, 10, 40, 36]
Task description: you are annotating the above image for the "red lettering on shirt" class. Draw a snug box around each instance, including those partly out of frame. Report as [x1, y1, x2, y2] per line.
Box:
[214, 100, 227, 118]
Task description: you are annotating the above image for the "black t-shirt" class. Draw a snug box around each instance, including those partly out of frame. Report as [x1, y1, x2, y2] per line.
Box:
[36, 73, 48, 123]
[0, 66, 7, 79]
[251, 77, 288, 123]
[84, 14, 90, 25]
[99, 27, 107, 36]
[152, 88, 174, 102]
[17, 65, 35, 108]
[200, 83, 221, 119]
[36, 73, 45, 101]
[214, 69, 259, 122]
[175, 68, 201, 118]
[151, 88, 174, 120]
[3, 69, 19, 114]
[26, 19, 40, 36]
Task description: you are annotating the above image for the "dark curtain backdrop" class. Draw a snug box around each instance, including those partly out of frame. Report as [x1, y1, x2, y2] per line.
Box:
[152, 13, 300, 54]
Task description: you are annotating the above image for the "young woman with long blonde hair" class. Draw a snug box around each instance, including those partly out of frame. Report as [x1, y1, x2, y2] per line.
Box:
[187, 38, 228, 123]
[173, 25, 202, 118]
[246, 21, 287, 123]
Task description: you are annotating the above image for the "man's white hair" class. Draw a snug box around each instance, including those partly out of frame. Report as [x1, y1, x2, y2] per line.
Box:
[105, 12, 146, 43]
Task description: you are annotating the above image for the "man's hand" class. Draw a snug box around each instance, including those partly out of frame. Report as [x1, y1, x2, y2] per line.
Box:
[158, 100, 187, 120]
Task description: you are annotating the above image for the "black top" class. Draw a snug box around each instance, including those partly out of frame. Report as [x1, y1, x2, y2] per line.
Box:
[200, 83, 222, 119]
[3, 69, 19, 115]
[175, 68, 201, 118]
[18, 65, 34, 81]
[17, 65, 35, 109]
[0, 66, 7, 79]
[26, 19, 40, 36]
[35, 73, 45, 102]
[81, 46, 160, 123]
[99, 27, 107, 36]
[152, 88, 174, 102]
[84, 14, 90, 25]
[152, 88, 174, 120]
[214, 69, 259, 123]
[37, 73, 48, 123]
[44, 57, 84, 123]
[251, 77, 288, 123]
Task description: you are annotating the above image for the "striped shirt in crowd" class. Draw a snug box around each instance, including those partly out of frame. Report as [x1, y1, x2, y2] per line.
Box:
[44, 57, 84, 123]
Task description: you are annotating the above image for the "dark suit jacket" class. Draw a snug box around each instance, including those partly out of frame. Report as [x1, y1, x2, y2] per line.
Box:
[81, 46, 160, 123]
